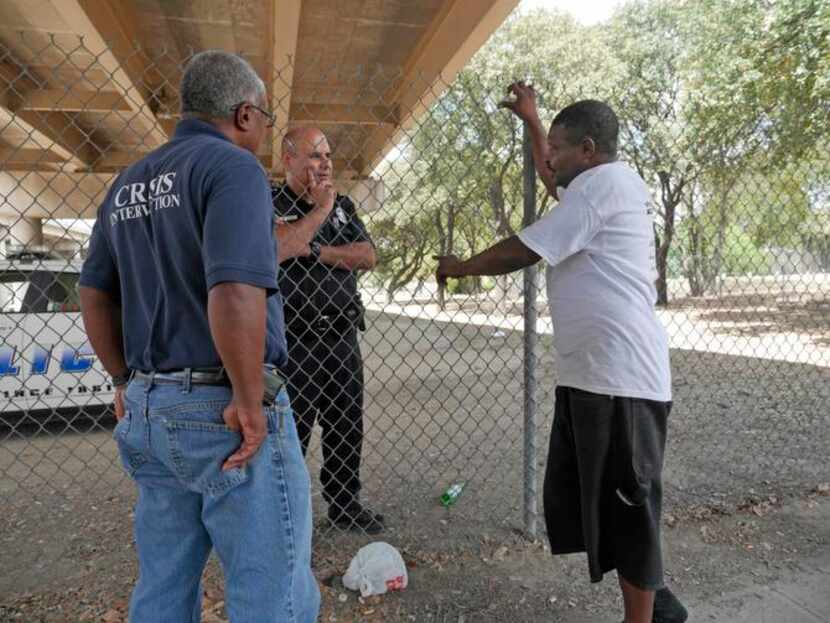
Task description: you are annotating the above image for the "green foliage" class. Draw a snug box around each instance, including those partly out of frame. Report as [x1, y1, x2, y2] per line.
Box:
[372, 0, 829, 299]
[446, 276, 494, 296]
[674, 216, 770, 286]
[671, 0, 830, 184]
[722, 225, 770, 276]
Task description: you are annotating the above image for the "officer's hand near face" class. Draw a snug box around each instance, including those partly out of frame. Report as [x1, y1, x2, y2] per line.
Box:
[307, 169, 336, 212]
[301, 170, 336, 256]
[273, 170, 338, 263]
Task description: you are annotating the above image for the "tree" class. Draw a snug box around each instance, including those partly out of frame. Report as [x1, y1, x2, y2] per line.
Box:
[604, 0, 829, 300]
[372, 0, 829, 303]
[374, 8, 612, 298]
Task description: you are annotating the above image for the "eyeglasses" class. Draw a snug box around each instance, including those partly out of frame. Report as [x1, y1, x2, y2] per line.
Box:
[232, 102, 276, 128]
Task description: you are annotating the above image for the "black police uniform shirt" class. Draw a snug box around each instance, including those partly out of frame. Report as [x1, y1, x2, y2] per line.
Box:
[80, 119, 288, 372]
[271, 183, 372, 330]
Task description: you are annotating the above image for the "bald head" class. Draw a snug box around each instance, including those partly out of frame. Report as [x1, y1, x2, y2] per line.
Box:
[282, 127, 326, 156]
[282, 127, 333, 196]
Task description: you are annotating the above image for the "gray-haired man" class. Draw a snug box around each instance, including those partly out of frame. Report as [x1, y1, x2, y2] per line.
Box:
[80, 50, 319, 621]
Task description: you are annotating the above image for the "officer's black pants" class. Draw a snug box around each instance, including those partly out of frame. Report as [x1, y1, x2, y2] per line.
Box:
[283, 327, 364, 514]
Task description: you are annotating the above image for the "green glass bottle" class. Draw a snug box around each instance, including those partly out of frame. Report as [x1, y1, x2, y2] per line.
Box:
[440, 481, 466, 507]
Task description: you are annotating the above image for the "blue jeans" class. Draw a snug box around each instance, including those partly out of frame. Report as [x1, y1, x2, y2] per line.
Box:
[115, 378, 320, 623]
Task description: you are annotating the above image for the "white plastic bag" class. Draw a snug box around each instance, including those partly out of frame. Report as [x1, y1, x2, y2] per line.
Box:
[342, 541, 408, 597]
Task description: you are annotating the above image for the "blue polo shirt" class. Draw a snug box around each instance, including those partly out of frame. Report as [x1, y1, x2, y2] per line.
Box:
[80, 119, 287, 371]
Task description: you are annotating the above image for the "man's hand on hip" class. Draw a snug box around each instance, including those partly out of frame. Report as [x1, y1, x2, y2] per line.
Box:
[221, 398, 267, 471]
[113, 385, 126, 420]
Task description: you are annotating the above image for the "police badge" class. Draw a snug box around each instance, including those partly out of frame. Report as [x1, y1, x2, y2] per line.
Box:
[335, 205, 349, 225]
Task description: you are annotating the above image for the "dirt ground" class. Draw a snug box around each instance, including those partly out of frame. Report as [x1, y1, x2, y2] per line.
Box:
[0, 478, 827, 622]
[1, 297, 828, 621]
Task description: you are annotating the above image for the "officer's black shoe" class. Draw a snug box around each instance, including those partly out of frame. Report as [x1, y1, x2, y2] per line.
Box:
[329, 505, 385, 534]
[653, 587, 688, 623]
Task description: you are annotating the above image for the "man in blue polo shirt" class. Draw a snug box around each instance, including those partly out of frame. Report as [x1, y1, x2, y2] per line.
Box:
[79, 50, 319, 622]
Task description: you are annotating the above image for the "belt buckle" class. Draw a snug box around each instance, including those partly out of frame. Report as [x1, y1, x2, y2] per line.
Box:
[315, 315, 334, 331]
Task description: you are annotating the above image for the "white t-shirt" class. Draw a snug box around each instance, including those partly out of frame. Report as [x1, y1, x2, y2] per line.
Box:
[517, 161, 671, 402]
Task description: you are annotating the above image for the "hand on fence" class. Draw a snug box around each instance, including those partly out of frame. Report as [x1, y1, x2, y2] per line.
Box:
[221, 400, 267, 471]
[434, 254, 466, 284]
[498, 81, 540, 122]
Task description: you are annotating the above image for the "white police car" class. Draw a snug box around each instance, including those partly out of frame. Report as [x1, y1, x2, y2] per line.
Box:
[0, 252, 114, 427]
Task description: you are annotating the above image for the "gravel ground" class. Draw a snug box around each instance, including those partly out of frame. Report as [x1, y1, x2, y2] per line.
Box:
[1, 296, 828, 621]
[1, 485, 827, 622]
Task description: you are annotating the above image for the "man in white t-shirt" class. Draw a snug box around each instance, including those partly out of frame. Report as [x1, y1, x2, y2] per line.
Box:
[435, 86, 687, 623]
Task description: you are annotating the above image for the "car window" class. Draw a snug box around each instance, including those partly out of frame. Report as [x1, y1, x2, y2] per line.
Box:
[0, 269, 30, 313]
[0, 270, 81, 314]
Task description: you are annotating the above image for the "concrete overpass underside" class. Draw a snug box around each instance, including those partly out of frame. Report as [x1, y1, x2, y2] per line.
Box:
[0, 0, 518, 251]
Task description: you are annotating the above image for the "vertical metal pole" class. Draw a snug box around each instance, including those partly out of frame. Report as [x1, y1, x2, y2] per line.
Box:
[521, 122, 538, 538]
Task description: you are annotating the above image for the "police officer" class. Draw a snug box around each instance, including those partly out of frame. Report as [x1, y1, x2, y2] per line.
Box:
[79, 51, 319, 621]
[272, 127, 383, 533]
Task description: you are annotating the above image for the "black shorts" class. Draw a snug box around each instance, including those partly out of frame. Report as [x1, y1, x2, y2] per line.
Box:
[544, 385, 670, 589]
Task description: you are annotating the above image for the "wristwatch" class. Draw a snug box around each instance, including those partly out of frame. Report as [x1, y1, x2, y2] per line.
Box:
[111, 371, 131, 387]
[309, 241, 322, 260]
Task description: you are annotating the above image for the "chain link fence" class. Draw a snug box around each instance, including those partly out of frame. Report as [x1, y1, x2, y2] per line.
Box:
[1, 35, 828, 557]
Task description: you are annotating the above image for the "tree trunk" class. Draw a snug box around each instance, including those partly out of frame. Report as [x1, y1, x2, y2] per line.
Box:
[654, 171, 681, 306]
[434, 204, 456, 311]
[686, 214, 705, 297]
[685, 196, 729, 297]
[708, 176, 738, 294]
[709, 204, 730, 295]
[655, 236, 670, 306]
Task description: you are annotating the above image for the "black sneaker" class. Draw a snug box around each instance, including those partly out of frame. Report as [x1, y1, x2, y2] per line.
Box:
[653, 587, 688, 623]
[329, 505, 385, 534]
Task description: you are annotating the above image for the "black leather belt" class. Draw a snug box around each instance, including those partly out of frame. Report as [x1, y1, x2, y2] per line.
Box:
[132, 366, 280, 386]
[132, 367, 231, 386]
[131, 366, 285, 405]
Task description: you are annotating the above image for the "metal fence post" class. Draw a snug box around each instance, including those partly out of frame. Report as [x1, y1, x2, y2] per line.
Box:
[521, 121, 539, 538]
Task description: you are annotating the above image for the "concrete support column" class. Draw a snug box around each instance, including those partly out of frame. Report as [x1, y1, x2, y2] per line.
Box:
[50, 238, 82, 259]
[341, 177, 385, 213]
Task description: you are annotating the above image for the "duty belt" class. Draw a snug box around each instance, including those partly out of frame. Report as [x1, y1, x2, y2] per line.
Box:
[295, 308, 362, 333]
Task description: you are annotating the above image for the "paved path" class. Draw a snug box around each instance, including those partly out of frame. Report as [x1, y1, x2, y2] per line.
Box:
[690, 549, 829, 622]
